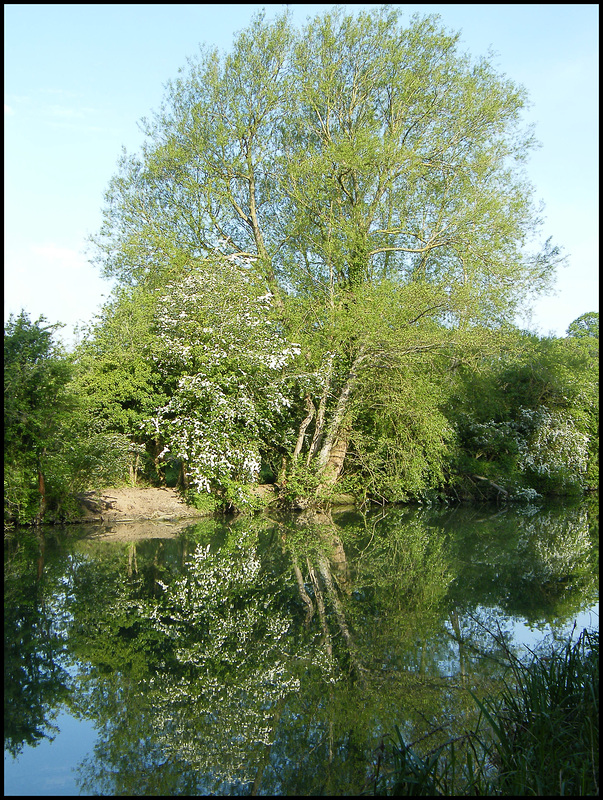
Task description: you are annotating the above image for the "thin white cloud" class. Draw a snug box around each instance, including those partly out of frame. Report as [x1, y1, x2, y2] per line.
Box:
[46, 103, 101, 119]
[4, 93, 31, 108]
[5, 242, 114, 347]
[43, 103, 108, 133]
[30, 242, 89, 269]
[41, 87, 82, 99]
[47, 104, 87, 119]
[6, 90, 104, 129]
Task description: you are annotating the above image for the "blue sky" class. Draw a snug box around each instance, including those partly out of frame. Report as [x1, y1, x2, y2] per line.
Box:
[4, 4, 599, 347]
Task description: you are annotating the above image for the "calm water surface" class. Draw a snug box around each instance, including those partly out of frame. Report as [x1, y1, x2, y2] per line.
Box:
[4, 499, 599, 796]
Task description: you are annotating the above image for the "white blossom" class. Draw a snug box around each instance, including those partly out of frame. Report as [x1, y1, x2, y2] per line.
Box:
[517, 406, 589, 487]
[143, 253, 301, 497]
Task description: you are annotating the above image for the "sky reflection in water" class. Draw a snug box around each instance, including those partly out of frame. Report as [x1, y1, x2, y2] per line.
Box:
[4, 501, 598, 796]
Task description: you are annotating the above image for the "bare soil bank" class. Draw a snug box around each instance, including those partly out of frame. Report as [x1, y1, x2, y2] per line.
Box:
[75, 484, 281, 524]
[73, 485, 360, 530]
[76, 487, 208, 523]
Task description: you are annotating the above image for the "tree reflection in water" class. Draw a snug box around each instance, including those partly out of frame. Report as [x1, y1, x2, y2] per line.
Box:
[4, 529, 71, 758]
[4, 500, 598, 795]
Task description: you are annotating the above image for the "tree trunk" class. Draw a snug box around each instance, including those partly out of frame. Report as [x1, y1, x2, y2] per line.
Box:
[307, 354, 334, 464]
[152, 440, 166, 486]
[449, 609, 467, 684]
[316, 551, 363, 676]
[307, 556, 333, 658]
[315, 347, 367, 491]
[36, 531, 45, 580]
[35, 465, 47, 525]
[317, 427, 352, 491]
[129, 451, 140, 486]
[292, 395, 315, 461]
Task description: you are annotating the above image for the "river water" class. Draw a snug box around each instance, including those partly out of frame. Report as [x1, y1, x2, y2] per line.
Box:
[4, 498, 599, 796]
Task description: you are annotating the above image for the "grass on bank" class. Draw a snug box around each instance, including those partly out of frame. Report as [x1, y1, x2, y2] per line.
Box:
[368, 626, 599, 796]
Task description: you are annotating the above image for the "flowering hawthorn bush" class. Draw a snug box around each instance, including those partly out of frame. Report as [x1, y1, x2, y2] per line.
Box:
[143, 253, 300, 500]
[516, 406, 589, 491]
[458, 402, 590, 497]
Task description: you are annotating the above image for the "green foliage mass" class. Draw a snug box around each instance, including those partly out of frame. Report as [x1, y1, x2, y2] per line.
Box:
[142, 256, 301, 506]
[81, 6, 573, 506]
[4, 8, 598, 522]
[4, 311, 135, 525]
[71, 287, 168, 486]
[448, 326, 598, 500]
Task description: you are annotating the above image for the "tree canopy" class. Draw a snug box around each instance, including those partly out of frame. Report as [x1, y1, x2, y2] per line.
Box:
[85, 6, 568, 504]
[4, 311, 133, 524]
[93, 8, 557, 315]
[567, 311, 599, 342]
[5, 8, 596, 523]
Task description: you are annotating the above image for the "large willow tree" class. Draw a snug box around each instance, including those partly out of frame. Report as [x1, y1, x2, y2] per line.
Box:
[91, 7, 561, 500]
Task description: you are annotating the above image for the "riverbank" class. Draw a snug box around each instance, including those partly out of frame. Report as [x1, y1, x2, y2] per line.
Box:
[72, 484, 359, 524]
[74, 486, 218, 523]
[3, 483, 362, 529]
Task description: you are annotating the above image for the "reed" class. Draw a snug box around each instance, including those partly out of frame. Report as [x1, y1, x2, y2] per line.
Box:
[368, 627, 599, 796]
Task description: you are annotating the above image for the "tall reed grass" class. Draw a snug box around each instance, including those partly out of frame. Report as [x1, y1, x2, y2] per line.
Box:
[367, 627, 598, 796]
